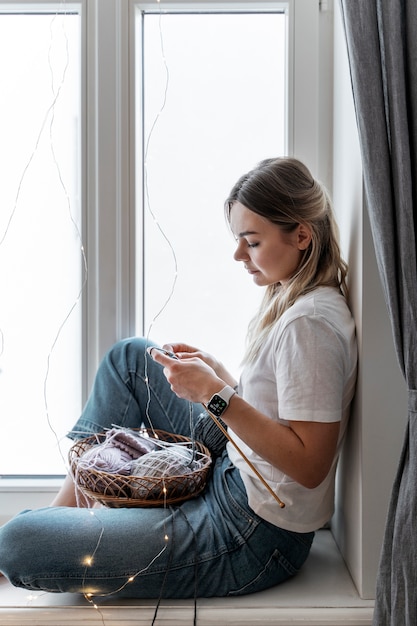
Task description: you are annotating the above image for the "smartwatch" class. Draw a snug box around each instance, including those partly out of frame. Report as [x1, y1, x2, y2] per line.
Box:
[206, 385, 236, 417]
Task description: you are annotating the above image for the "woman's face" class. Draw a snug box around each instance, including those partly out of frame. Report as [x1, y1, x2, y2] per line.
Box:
[229, 202, 311, 287]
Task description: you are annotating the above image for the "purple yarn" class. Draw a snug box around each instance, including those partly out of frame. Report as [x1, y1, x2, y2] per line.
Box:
[78, 428, 160, 475]
[105, 428, 159, 459]
[79, 444, 133, 475]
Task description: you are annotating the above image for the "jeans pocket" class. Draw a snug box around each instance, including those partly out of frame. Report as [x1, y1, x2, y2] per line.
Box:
[227, 547, 299, 596]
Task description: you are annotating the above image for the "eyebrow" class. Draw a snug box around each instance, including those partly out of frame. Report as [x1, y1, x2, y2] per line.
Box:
[238, 230, 260, 238]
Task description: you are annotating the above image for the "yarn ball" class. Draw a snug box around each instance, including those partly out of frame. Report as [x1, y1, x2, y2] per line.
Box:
[78, 443, 133, 475]
[75, 428, 161, 479]
[129, 446, 203, 498]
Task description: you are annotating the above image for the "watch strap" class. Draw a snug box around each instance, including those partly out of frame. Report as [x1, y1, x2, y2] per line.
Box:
[216, 385, 236, 404]
[205, 385, 236, 417]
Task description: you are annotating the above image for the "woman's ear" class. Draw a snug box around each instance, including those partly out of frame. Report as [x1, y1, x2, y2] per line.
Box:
[297, 224, 313, 250]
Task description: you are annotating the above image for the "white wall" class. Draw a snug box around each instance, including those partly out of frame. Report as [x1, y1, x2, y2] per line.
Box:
[331, 1, 408, 599]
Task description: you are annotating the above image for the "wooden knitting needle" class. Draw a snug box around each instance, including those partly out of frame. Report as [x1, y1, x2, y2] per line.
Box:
[204, 407, 285, 509]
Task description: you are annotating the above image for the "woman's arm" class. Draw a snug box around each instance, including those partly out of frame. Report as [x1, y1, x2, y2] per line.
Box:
[50, 474, 78, 507]
[50, 473, 98, 507]
[149, 349, 339, 489]
[218, 394, 339, 489]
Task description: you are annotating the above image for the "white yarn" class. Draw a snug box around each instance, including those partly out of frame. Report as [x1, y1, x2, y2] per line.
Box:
[129, 444, 208, 498]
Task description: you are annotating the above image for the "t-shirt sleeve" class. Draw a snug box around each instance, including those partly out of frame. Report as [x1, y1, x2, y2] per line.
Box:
[275, 314, 346, 423]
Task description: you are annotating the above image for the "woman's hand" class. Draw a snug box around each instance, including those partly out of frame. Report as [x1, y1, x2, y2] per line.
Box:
[148, 346, 225, 404]
[162, 343, 238, 389]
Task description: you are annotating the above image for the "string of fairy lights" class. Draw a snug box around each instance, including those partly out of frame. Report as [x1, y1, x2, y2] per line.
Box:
[2, 5, 287, 620]
[1, 0, 187, 622]
[59, 0, 181, 618]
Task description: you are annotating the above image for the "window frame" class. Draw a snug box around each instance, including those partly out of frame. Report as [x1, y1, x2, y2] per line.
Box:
[0, 0, 327, 515]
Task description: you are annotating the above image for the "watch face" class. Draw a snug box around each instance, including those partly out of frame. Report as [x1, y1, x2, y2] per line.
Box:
[207, 394, 228, 417]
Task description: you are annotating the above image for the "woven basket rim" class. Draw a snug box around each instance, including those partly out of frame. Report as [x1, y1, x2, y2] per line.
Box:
[69, 429, 211, 508]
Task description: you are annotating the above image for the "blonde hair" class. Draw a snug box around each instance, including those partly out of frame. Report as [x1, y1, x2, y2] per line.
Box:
[225, 157, 348, 363]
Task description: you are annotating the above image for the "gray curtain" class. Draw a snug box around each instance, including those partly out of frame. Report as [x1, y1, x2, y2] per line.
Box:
[340, 1, 417, 624]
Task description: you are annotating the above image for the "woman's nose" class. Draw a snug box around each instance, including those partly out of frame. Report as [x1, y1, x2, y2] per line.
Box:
[233, 241, 248, 262]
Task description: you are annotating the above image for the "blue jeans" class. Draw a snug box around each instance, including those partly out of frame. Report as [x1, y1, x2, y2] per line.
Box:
[0, 337, 314, 598]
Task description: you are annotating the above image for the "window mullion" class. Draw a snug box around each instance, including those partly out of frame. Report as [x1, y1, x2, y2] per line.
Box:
[84, 0, 135, 397]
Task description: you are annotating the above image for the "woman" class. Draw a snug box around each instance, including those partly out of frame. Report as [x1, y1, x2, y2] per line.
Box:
[0, 157, 357, 600]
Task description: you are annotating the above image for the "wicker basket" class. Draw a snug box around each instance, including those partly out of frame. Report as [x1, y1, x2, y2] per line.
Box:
[68, 430, 212, 508]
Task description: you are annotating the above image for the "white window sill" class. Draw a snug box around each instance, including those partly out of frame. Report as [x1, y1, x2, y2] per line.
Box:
[0, 477, 64, 492]
[0, 478, 63, 526]
[0, 529, 374, 625]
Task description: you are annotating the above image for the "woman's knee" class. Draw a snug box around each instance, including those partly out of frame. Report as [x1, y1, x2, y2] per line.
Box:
[104, 336, 156, 378]
[0, 512, 33, 580]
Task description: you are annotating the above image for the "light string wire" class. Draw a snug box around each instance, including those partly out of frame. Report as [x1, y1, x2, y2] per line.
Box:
[0, 4, 124, 619]
[0, 1, 179, 619]
[131, 4, 286, 515]
[82, 507, 169, 599]
[74, 2, 194, 615]
[78, 0, 191, 615]
[140, 3, 197, 467]
[142, 1, 178, 437]
[132, 4, 201, 620]
[138, 4, 199, 618]
[0, 4, 87, 469]
[150, 505, 175, 626]
[0, 5, 106, 616]
[176, 506, 199, 626]
[0, 3, 284, 617]
[78, 0, 281, 611]
[43, 7, 88, 468]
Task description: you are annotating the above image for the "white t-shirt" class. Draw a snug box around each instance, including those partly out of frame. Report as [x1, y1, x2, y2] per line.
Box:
[227, 286, 357, 533]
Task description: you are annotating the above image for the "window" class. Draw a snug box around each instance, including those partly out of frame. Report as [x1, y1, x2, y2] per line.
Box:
[0, 0, 325, 485]
[139, 9, 286, 374]
[0, 6, 82, 475]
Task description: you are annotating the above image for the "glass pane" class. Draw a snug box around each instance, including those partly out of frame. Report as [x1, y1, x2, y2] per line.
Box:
[0, 12, 82, 475]
[139, 12, 286, 376]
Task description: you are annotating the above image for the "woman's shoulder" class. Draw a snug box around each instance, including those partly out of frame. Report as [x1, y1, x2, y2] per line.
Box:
[267, 287, 357, 367]
[278, 286, 355, 340]
[289, 285, 348, 316]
